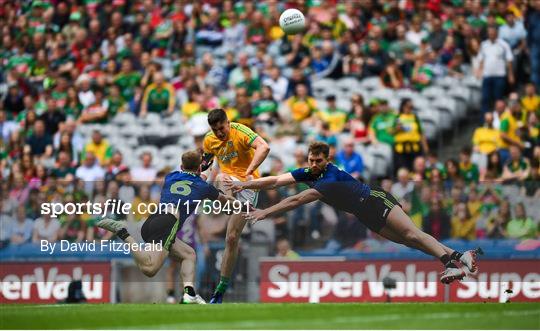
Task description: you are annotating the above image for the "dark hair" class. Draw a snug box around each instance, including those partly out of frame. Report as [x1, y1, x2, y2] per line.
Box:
[308, 141, 330, 158]
[207, 108, 228, 126]
[399, 98, 412, 113]
[487, 151, 502, 175]
[181, 150, 202, 172]
[460, 145, 472, 156]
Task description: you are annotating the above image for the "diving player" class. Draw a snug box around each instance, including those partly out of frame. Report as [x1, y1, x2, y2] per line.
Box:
[228, 141, 481, 284]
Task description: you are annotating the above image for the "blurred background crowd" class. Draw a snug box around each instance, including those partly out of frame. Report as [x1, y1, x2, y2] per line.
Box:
[0, 0, 539, 256]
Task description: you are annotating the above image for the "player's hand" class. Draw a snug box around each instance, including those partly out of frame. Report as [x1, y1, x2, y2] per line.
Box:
[244, 208, 267, 225]
[201, 153, 214, 171]
[224, 177, 244, 194]
[244, 168, 254, 177]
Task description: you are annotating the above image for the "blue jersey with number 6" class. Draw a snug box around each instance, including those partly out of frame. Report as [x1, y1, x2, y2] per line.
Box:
[159, 171, 220, 223]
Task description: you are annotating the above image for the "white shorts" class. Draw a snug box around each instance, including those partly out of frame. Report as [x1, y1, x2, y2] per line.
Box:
[229, 175, 259, 207]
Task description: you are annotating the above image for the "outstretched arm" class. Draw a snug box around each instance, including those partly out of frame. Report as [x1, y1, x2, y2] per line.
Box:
[246, 188, 323, 222]
[230, 172, 297, 192]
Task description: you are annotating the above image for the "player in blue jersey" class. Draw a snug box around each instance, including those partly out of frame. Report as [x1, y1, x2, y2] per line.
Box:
[97, 150, 235, 304]
[228, 142, 481, 284]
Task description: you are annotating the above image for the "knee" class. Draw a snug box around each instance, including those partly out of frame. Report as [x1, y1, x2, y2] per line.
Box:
[183, 247, 196, 262]
[141, 264, 159, 278]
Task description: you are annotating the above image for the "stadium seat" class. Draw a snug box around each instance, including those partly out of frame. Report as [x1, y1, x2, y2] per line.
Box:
[371, 88, 395, 102]
[337, 99, 351, 111]
[395, 88, 421, 100]
[367, 143, 393, 164]
[359, 76, 382, 92]
[432, 97, 459, 128]
[312, 78, 336, 97]
[417, 110, 441, 141]
[111, 112, 137, 129]
[421, 86, 446, 101]
[336, 77, 360, 97]
[411, 96, 431, 111]
[435, 76, 460, 90]
[361, 152, 375, 179]
[138, 113, 161, 128]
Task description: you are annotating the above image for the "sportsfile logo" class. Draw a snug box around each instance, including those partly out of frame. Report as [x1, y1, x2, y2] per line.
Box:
[0, 263, 110, 303]
[260, 260, 540, 303]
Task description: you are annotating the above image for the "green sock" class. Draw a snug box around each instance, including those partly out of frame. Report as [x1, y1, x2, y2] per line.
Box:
[215, 276, 230, 294]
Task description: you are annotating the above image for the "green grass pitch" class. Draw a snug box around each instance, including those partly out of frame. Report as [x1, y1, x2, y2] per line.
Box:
[1, 303, 539, 329]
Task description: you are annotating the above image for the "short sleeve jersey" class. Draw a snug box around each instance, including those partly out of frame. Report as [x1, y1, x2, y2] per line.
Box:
[290, 163, 370, 214]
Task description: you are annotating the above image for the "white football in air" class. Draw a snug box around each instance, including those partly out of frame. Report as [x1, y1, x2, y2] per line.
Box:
[279, 8, 306, 35]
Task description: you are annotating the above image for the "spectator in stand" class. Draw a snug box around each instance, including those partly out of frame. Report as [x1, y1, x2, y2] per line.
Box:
[75, 152, 105, 189]
[444, 159, 461, 193]
[286, 68, 312, 98]
[411, 52, 434, 91]
[342, 42, 364, 79]
[472, 112, 500, 172]
[459, 146, 480, 184]
[318, 95, 348, 134]
[81, 130, 112, 166]
[78, 88, 109, 124]
[380, 58, 404, 89]
[406, 16, 428, 47]
[487, 200, 511, 239]
[506, 203, 538, 239]
[429, 17, 447, 52]
[368, 99, 396, 147]
[252, 85, 280, 125]
[335, 138, 364, 180]
[40, 98, 66, 136]
[499, 98, 524, 163]
[0, 110, 18, 143]
[491, 99, 507, 130]
[501, 145, 531, 184]
[114, 58, 142, 103]
[52, 151, 76, 179]
[389, 24, 417, 65]
[422, 197, 451, 241]
[481, 151, 504, 182]
[520, 83, 540, 122]
[262, 67, 288, 102]
[286, 84, 318, 123]
[393, 98, 429, 173]
[139, 71, 175, 117]
[223, 11, 246, 51]
[130, 185, 156, 222]
[275, 238, 300, 259]
[363, 39, 388, 77]
[26, 120, 53, 157]
[478, 26, 514, 116]
[236, 67, 261, 97]
[10, 205, 34, 245]
[31, 206, 60, 243]
[3, 85, 25, 118]
[76, 74, 95, 108]
[347, 94, 371, 144]
[315, 122, 338, 148]
[391, 167, 414, 200]
[130, 152, 158, 183]
[451, 202, 477, 241]
[521, 112, 539, 161]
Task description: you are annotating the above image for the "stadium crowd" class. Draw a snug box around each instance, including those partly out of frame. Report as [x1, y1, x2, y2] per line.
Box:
[0, 0, 539, 253]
